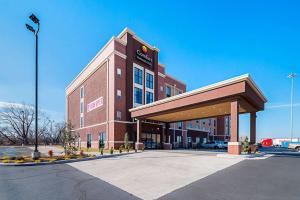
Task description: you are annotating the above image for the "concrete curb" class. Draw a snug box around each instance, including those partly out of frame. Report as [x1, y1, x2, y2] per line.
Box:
[0, 151, 140, 167]
[216, 152, 272, 160]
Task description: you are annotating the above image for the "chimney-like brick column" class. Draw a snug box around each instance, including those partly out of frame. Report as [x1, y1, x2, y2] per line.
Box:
[250, 112, 257, 144]
[228, 100, 241, 154]
[135, 119, 144, 150]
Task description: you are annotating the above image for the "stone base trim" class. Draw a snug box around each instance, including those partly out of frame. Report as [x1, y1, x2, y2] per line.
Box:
[135, 142, 145, 150]
[163, 143, 172, 150]
[228, 142, 242, 155]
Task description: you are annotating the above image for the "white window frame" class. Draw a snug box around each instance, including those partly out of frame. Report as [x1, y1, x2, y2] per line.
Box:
[80, 86, 84, 99]
[116, 111, 122, 120]
[145, 69, 154, 104]
[117, 68, 122, 77]
[133, 63, 144, 107]
[117, 89, 122, 98]
[80, 85, 84, 128]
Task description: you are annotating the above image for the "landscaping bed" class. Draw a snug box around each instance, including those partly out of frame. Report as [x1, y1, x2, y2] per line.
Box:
[0, 153, 96, 165]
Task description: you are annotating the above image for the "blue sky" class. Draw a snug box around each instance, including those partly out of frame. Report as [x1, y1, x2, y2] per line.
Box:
[0, 0, 299, 140]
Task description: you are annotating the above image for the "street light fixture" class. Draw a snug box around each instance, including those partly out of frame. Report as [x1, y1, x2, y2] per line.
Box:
[288, 73, 297, 142]
[26, 13, 40, 159]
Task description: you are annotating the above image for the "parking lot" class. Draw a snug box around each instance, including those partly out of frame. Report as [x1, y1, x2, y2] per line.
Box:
[0, 149, 300, 200]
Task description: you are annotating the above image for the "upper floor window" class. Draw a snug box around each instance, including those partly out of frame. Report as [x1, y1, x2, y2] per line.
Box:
[166, 86, 171, 97]
[80, 86, 84, 99]
[80, 102, 84, 114]
[134, 87, 143, 105]
[116, 111, 122, 120]
[117, 89, 122, 99]
[146, 73, 154, 89]
[117, 68, 122, 77]
[146, 91, 154, 104]
[134, 67, 143, 85]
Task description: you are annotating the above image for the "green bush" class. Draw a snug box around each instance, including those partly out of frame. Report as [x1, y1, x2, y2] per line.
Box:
[110, 147, 114, 154]
[119, 145, 124, 153]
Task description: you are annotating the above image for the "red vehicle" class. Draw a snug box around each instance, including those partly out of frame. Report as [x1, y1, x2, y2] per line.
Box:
[261, 138, 273, 147]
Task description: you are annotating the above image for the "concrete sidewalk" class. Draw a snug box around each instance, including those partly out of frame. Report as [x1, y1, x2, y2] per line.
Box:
[69, 150, 243, 200]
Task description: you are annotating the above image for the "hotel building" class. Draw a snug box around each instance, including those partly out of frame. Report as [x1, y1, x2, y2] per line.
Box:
[66, 28, 266, 154]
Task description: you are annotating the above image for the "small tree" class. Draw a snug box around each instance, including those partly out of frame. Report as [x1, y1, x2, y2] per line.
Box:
[61, 122, 79, 155]
[124, 132, 129, 149]
[243, 136, 250, 153]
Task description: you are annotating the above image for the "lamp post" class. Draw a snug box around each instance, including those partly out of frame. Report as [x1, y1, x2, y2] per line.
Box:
[288, 73, 297, 142]
[26, 13, 40, 159]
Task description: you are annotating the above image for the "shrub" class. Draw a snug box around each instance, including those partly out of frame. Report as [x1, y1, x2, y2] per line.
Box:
[48, 150, 53, 157]
[110, 147, 114, 154]
[14, 160, 24, 164]
[124, 132, 129, 149]
[119, 145, 124, 153]
[2, 160, 10, 163]
[34, 160, 40, 163]
[79, 150, 84, 156]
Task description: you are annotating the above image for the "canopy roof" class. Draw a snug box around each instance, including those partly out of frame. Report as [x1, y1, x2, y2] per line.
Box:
[130, 74, 267, 123]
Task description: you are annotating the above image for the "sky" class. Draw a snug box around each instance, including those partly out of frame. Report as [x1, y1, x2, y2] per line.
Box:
[0, 0, 299, 140]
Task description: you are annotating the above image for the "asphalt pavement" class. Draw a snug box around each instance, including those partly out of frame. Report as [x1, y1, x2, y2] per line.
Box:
[159, 153, 300, 200]
[0, 163, 140, 200]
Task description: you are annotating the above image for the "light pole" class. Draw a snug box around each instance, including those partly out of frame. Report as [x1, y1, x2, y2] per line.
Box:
[288, 73, 297, 142]
[26, 14, 40, 159]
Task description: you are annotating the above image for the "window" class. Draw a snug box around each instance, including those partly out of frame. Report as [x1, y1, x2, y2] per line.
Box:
[166, 86, 171, 97]
[134, 67, 143, 85]
[99, 132, 106, 148]
[117, 89, 121, 99]
[116, 111, 122, 120]
[80, 86, 84, 99]
[146, 73, 154, 89]
[80, 116, 84, 128]
[80, 102, 84, 114]
[146, 91, 154, 104]
[178, 122, 182, 129]
[87, 134, 92, 148]
[117, 68, 121, 77]
[134, 87, 143, 105]
[160, 86, 164, 92]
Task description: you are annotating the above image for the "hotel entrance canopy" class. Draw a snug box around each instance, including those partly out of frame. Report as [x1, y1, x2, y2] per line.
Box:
[130, 74, 267, 122]
[129, 74, 267, 154]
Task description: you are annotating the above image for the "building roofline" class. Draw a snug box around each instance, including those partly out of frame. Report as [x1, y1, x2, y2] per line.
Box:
[117, 27, 160, 52]
[165, 74, 186, 86]
[65, 36, 126, 94]
[129, 74, 267, 112]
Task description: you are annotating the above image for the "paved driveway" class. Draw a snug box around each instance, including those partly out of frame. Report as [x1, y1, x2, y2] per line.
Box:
[68, 150, 243, 200]
[1, 150, 299, 200]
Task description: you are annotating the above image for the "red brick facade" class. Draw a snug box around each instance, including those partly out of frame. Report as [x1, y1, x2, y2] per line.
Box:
[66, 28, 227, 150]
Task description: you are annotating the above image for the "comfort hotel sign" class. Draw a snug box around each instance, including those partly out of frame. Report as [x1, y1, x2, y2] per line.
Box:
[136, 45, 152, 66]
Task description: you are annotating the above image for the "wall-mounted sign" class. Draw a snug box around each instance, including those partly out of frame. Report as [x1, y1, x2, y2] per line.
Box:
[87, 97, 103, 112]
[136, 45, 152, 66]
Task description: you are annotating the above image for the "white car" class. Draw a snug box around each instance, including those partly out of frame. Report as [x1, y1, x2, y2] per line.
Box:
[202, 141, 228, 149]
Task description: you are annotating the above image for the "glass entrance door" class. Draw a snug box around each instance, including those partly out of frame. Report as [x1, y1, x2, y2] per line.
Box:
[141, 133, 161, 149]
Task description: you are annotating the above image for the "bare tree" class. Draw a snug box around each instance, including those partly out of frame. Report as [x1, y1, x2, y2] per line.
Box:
[0, 103, 34, 145]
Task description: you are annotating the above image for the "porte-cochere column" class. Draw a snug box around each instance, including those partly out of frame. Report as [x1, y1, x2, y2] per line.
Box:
[135, 119, 145, 150]
[228, 99, 242, 155]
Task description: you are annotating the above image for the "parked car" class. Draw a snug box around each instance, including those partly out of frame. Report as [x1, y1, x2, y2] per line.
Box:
[288, 142, 300, 152]
[202, 141, 228, 149]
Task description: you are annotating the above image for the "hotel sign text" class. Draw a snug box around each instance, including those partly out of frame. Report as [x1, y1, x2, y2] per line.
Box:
[136, 45, 152, 66]
[87, 97, 103, 112]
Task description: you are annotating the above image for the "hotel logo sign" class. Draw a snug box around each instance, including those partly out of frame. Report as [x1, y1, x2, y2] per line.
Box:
[87, 97, 103, 112]
[136, 45, 152, 66]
